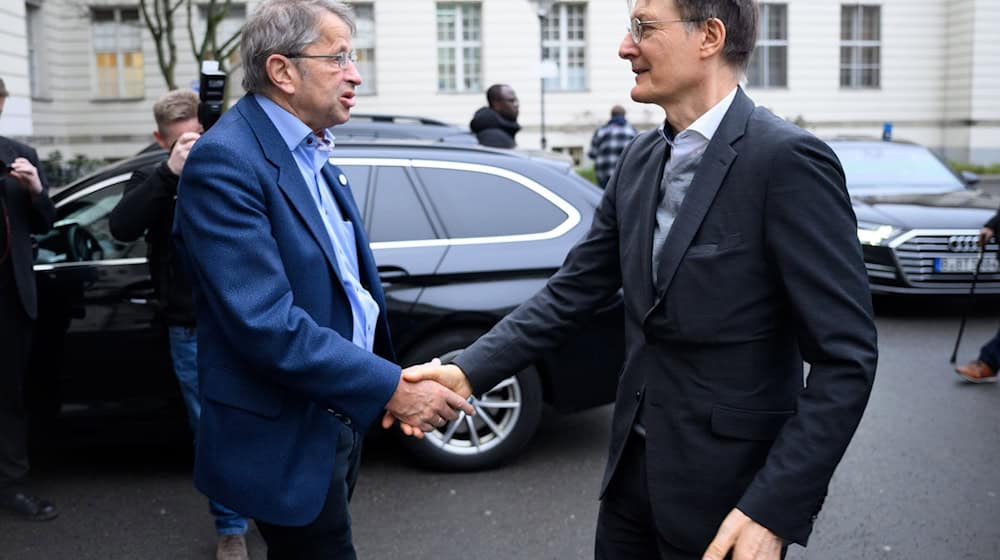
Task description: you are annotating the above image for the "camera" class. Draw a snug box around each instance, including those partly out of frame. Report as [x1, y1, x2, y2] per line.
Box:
[198, 60, 227, 130]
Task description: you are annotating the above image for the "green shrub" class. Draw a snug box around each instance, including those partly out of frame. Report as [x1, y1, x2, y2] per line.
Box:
[41, 151, 109, 188]
[948, 161, 1000, 175]
[576, 165, 597, 185]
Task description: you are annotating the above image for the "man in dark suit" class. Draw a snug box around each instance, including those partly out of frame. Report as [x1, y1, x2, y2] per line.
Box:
[173, 1, 473, 557]
[0, 77, 58, 521]
[400, 1, 878, 558]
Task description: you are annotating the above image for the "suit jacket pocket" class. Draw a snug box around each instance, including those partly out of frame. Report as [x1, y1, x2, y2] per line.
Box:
[710, 404, 794, 441]
[202, 373, 285, 419]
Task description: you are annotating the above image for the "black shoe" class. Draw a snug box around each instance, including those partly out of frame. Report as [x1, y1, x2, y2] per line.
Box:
[0, 489, 59, 521]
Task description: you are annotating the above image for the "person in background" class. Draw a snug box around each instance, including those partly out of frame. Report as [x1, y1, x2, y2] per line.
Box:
[108, 89, 252, 560]
[469, 84, 521, 148]
[953, 211, 1000, 383]
[0, 76, 58, 522]
[588, 105, 638, 188]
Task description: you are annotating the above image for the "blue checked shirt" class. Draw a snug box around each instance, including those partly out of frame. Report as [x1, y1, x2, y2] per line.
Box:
[588, 117, 638, 188]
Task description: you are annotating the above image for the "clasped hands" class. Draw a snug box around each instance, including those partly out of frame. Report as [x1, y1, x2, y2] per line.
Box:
[382, 358, 475, 438]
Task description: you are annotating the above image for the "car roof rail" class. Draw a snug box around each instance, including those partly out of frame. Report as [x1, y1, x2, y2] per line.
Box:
[346, 114, 455, 127]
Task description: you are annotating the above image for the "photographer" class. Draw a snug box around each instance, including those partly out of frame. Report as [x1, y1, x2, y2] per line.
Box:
[109, 89, 250, 560]
[0, 76, 58, 521]
[954, 213, 1000, 384]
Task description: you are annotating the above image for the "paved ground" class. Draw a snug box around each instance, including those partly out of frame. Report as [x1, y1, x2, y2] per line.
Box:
[1, 305, 999, 559]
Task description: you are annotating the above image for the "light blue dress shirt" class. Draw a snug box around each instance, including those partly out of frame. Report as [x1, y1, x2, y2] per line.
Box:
[255, 94, 379, 352]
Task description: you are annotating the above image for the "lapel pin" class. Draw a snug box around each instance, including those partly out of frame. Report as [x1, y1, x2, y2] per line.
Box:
[339, 174, 348, 186]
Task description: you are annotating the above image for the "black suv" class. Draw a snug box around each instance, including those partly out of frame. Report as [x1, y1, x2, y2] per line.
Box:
[29, 140, 624, 471]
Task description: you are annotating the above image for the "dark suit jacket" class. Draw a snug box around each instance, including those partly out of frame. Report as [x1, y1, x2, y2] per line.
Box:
[0, 136, 55, 320]
[453, 88, 878, 550]
[173, 95, 400, 526]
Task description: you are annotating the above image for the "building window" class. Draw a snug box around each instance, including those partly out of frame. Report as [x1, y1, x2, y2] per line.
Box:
[352, 3, 376, 94]
[436, 3, 482, 92]
[840, 4, 880, 88]
[91, 8, 144, 98]
[542, 3, 587, 91]
[746, 3, 787, 88]
[26, 2, 47, 97]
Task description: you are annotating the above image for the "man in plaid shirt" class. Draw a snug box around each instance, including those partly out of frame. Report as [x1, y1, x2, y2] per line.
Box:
[588, 105, 638, 188]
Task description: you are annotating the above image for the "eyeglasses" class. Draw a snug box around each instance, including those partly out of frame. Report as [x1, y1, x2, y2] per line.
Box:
[627, 17, 702, 44]
[282, 50, 357, 69]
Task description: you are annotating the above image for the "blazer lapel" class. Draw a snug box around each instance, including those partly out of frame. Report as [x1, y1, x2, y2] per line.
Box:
[651, 88, 753, 302]
[634, 140, 671, 309]
[236, 96, 344, 282]
[320, 164, 386, 303]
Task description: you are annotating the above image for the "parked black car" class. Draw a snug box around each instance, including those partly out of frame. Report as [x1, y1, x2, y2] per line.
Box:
[827, 138, 999, 296]
[28, 140, 624, 471]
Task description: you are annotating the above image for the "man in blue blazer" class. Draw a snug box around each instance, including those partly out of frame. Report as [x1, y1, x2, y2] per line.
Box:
[404, 1, 878, 559]
[173, 1, 473, 557]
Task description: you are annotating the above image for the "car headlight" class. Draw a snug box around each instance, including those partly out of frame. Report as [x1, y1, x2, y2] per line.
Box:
[857, 222, 901, 246]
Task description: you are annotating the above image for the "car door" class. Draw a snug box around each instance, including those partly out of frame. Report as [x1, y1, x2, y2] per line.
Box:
[335, 160, 448, 355]
[32, 173, 174, 415]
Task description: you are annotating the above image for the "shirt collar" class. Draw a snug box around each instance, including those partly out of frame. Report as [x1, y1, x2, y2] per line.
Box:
[254, 93, 336, 153]
[658, 86, 739, 145]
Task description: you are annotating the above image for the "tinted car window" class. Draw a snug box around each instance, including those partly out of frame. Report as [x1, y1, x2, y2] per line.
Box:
[339, 165, 371, 212]
[36, 180, 147, 263]
[416, 167, 567, 238]
[830, 143, 964, 192]
[369, 166, 437, 243]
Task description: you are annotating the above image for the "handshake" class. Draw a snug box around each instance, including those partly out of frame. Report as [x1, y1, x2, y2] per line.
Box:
[381, 359, 475, 438]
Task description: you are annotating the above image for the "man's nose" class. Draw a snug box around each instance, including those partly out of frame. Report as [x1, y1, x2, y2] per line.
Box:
[345, 60, 363, 86]
[619, 32, 638, 59]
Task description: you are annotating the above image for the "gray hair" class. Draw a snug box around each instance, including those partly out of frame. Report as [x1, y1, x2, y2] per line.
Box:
[241, 0, 356, 94]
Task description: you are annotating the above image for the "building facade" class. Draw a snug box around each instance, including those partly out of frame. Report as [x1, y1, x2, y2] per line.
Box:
[1, 0, 998, 166]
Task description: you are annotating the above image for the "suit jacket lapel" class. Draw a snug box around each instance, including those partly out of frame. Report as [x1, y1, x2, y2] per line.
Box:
[635, 140, 671, 309]
[652, 88, 753, 302]
[236, 95, 344, 283]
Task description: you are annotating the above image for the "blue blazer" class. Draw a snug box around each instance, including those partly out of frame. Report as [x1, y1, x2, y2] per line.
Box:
[173, 94, 399, 526]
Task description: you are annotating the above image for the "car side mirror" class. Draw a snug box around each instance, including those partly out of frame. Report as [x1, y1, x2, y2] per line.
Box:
[961, 170, 981, 187]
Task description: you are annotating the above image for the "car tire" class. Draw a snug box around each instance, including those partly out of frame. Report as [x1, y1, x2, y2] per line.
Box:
[397, 330, 544, 471]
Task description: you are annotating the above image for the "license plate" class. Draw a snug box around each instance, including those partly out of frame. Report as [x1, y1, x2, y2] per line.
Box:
[934, 255, 1000, 273]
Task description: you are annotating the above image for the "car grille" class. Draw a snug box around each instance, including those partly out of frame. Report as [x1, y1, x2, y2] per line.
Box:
[889, 229, 1000, 291]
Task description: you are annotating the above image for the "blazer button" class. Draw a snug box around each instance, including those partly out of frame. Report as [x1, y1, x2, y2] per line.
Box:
[635, 390, 641, 402]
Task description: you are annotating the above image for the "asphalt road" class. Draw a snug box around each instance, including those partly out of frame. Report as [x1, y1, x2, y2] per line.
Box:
[2, 305, 999, 560]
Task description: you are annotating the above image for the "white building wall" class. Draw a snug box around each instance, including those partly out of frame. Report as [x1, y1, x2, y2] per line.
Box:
[12, 0, 1000, 164]
[0, 0, 33, 137]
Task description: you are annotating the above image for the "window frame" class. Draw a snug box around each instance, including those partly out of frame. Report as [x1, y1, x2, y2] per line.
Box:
[840, 4, 881, 89]
[746, 3, 788, 89]
[351, 2, 377, 95]
[90, 7, 145, 100]
[436, 2, 483, 93]
[542, 2, 588, 92]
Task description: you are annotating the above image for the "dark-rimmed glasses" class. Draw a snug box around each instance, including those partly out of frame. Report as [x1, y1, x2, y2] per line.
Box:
[627, 17, 702, 44]
[282, 50, 357, 69]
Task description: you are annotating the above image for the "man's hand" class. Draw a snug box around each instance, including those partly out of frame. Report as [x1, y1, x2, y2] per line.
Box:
[383, 368, 475, 438]
[381, 359, 475, 437]
[702, 508, 783, 560]
[167, 131, 201, 176]
[979, 226, 994, 248]
[7, 157, 43, 197]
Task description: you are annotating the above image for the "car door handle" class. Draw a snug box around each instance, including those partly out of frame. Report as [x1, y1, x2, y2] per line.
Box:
[128, 298, 149, 305]
[377, 265, 410, 283]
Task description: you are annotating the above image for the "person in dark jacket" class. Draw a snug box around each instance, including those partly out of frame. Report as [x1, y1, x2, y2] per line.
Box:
[954, 210, 1000, 383]
[0, 77, 58, 522]
[469, 84, 520, 148]
[108, 89, 252, 560]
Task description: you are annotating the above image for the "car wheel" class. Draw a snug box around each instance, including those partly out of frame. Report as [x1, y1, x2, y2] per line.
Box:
[397, 331, 544, 471]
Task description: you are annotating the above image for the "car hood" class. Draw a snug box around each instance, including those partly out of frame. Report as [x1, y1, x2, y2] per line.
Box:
[852, 189, 1000, 229]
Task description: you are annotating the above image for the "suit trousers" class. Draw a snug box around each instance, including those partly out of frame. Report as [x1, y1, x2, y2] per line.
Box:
[0, 263, 32, 489]
[596, 432, 787, 560]
[255, 420, 363, 560]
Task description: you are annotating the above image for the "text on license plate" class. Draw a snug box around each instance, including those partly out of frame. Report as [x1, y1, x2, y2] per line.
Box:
[934, 256, 1000, 273]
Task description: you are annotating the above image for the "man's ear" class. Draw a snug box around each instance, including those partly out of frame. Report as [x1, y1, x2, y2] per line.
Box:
[152, 130, 169, 150]
[700, 17, 727, 60]
[265, 54, 299, 95]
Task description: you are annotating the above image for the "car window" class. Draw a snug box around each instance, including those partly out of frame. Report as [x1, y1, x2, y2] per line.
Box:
[339, 165, 370, 212]
[830, 143, 964, 192]
[368, 166, 437, 243]
[415, 167, 567, 238]
[36, 180, 147, 264]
